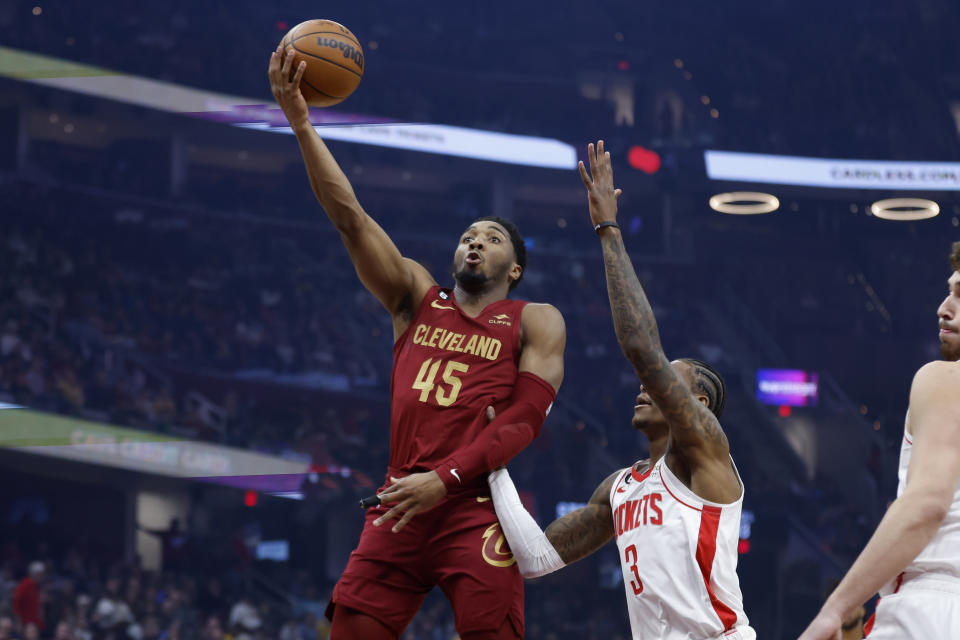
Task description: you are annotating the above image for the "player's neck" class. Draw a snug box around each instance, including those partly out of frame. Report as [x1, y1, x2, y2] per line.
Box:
[646, 433, 669, 465]
[452, 283, 510, 315]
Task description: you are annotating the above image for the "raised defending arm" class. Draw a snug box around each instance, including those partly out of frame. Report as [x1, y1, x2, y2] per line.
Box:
[579, 140, 728, 462]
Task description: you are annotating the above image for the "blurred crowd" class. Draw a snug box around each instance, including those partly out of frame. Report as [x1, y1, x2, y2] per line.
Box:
[0, 538, 331, 640]
[0, 498, 721, 640]
[0, 180, 696, 465]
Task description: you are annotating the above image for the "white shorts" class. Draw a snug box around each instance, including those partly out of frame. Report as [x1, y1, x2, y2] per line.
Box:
[717, 627, 756, 640]
[867, 574, 960, 639]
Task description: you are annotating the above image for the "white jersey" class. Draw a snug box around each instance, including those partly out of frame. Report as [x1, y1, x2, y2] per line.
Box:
[879, 419, 960, 595]
[868, 418, 960, 639]
[609, 456, 755, 640]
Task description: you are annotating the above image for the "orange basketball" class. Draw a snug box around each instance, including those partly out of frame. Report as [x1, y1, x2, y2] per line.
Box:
[281, 19, 364, 108]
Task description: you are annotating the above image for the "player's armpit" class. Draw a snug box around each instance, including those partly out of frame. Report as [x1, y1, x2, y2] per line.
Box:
[340, 216, 436, 327]
[544, 469, 619, 564]
[518, 303, 566, 391]
[903, 361, 960, 513]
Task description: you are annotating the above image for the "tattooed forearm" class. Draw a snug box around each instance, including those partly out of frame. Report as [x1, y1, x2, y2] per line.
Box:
[598, 229, 728, 450]
[545, 505, 615, 564]
[544, 471, 617, 563]
[598, 229, 666, 376]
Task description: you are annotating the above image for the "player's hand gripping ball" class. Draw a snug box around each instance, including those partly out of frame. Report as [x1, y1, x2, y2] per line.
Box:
[279, 19, 364, 107]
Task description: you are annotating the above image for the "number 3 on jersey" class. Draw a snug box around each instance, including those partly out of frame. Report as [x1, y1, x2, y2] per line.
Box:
[624, 544, 643, 595]
[412, 357, 470, 407]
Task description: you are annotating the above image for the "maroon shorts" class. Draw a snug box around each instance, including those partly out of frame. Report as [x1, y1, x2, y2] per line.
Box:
[326, 492, 524, 637]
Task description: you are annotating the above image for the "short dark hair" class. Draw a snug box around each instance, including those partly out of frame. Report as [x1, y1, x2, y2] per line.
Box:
[679, 358, 726, 418]
[951, 241, 960, 272]
[474, 216, 526, 291]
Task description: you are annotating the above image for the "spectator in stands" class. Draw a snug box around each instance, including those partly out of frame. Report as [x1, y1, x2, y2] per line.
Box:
[12, 562, 44, 634]
[137, 519, 189, 572]
[0, 616, 13, 640]
[227, 596, 260, 640]
[53, 621, 75, 640]
[200, 616, 223, 640]
[92, 577, 135, 638]
[140, 616, 161, 640]
[73, 615, 92, 640]
[196, 578, 225, 618]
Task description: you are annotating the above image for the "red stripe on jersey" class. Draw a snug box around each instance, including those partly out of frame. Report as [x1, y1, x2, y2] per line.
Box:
[863, 572, 903, 636]
[904, 432, 913, 445]
[863, 612, 875, 636]
[696, 505, 738, 631]
[658, 467, 701, 512]
[631, 464, 653, 484]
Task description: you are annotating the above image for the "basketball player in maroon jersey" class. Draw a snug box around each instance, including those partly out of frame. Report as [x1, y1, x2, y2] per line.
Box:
[269, 47, 565, 640]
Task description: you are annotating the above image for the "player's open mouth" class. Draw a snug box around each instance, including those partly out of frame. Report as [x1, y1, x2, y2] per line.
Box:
[466, 251, 483, 266]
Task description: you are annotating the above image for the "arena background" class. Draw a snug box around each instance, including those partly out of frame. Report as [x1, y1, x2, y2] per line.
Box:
[1, 1, 960, 638]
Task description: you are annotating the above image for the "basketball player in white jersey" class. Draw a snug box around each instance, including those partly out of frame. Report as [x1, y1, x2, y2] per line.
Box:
[799, 242, 960, 640]
[486, 141, 755, 639]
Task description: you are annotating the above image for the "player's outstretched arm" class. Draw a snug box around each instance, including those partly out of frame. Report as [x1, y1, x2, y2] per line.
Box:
[268, 45, 434, 322]
[487, 467, 618, 578]
[798, 361, 960, 640]
[579, 141, 728, 467]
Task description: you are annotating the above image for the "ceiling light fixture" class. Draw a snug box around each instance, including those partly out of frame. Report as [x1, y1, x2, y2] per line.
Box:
[708, 192, 780, 215]
[869, 198, 939, 221]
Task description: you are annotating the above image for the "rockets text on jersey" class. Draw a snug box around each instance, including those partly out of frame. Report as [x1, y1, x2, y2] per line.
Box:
[609, 456, 756, 640]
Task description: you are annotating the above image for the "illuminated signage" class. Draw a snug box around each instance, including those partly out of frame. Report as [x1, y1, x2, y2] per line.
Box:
[705, 150, 960, 191]
[0, 407, 310, 494]
[756, 369, 819, 407]
[0, 46, 576, 169]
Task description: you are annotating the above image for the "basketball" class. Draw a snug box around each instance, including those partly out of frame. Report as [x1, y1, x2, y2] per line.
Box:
[281, 19, 364, 108]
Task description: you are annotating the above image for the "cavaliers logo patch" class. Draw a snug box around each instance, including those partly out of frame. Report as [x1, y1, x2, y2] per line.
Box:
[481, 523, 516, 567]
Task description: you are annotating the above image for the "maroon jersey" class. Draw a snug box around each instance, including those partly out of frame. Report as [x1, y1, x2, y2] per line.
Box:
[389, 285, 527, 483]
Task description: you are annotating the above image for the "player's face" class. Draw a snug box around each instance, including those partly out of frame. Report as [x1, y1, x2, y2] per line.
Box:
[631, 361, 696, 430]
[938, 271, 960, 361]
[453, 221, 520, 291]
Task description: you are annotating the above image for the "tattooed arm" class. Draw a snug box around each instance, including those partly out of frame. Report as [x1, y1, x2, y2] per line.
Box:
[579, 142, 734, 497]
[488, 467, 618, 577]
[545, 469, 619, 563]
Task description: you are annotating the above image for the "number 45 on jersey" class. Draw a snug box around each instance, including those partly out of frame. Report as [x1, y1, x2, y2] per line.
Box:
[412, 357, 469, 407]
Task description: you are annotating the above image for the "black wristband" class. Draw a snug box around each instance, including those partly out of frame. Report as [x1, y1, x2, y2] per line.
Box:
[594, 221, 620, 235]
